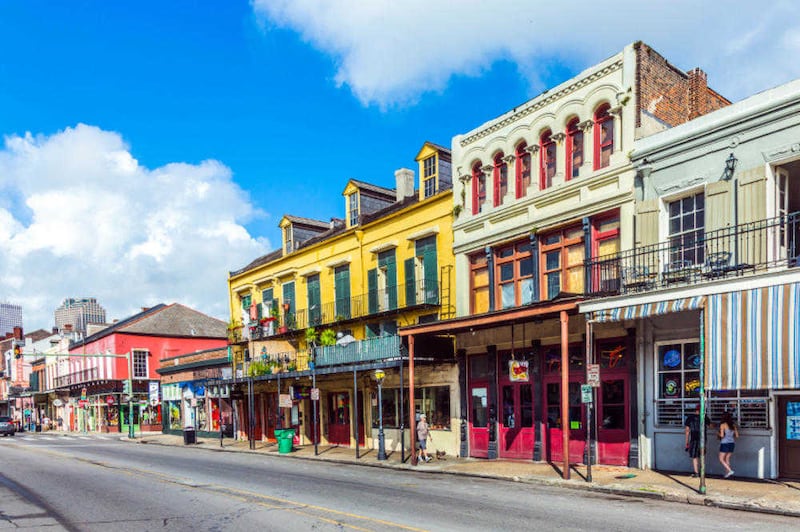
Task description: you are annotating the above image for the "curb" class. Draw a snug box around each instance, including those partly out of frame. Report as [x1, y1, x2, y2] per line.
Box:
[128, 437, 800, 518]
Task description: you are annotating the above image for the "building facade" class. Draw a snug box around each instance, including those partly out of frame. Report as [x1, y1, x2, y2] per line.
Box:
[402, 42, 727, 472]
[54, 297, 107, 337]
[226, 142, 459, 457]
[583, 77, 800, 479]
[0, 302, 23, 338]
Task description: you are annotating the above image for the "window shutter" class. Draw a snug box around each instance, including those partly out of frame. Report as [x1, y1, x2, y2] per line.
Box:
[368, 268, 378, 314]
[404, 257, 416, 306]
[256, 302, 263, 320]
[385, 255, 397, 310]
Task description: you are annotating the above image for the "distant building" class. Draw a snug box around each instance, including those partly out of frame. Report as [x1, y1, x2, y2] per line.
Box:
[54, 298, 107, 337]
[0, 303, 23, 337]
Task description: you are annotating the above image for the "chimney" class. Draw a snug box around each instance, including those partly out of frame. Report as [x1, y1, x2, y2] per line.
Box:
[687, 68, 708, 120]
[395, 168, 415, 202]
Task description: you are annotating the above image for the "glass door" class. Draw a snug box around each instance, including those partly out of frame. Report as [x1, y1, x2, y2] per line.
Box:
[544, 380, 586, 464]
[499, 383, 534, 459]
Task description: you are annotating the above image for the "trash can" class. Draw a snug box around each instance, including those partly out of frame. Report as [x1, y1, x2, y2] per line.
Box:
[276, 428, 295, 454]
[183, 427, 196, 445]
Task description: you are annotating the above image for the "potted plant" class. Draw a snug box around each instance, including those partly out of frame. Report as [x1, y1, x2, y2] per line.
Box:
[320, 328, 337, 346]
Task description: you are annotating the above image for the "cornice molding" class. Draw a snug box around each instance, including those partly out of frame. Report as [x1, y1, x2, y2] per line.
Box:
[459, 60, 623, 147]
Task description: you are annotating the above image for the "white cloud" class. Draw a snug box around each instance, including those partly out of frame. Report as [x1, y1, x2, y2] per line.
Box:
[0, 124, 269, 330]
[252, 0, 800, 106]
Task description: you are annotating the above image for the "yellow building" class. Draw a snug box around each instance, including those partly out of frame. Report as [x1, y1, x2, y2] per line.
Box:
[227, 142, 458, 456]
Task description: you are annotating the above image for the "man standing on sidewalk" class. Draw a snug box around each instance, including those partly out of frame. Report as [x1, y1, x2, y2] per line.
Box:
[417, 414, 432, 463]
[684, 404, 711, 477]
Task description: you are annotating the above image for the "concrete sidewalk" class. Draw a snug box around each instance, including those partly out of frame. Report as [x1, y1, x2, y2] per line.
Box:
[126, 433, 800, 518]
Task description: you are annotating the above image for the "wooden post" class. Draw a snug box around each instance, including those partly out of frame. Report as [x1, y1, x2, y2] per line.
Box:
[560, 310, 570, 480]
[409, 334, 417, 466]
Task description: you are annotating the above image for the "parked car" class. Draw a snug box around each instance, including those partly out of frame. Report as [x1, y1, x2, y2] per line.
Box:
[0, 416, 16, 437]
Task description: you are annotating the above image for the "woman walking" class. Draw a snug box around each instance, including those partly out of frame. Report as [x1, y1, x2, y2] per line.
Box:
[718, 412, 739, 478]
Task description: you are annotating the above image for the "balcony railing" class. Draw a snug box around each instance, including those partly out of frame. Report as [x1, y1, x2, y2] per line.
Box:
[242, 278, 440, 341]
[54, 367, 100, 388]
[314, 335, 404, 367]
[242, 350, 311, 377]
[587, 212, 800, 297]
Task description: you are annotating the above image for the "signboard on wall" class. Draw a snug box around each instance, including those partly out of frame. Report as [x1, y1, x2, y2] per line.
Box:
[148, 381, 160, 404]
[509, 360, 529, 382]
[279, 394, 292, 408]
[587, 364, 600, 387]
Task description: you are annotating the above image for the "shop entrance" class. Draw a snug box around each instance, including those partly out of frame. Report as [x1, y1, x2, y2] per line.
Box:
[327, 391, 364, 447]
[468, 383, 489, 458]
[499, 381, 534, 459]
[120, 404, 140, 434]
[778, 395, 800, 479]
[544, 379, 585, 464]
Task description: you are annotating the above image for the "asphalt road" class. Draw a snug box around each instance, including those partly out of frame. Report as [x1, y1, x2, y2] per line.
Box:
[0, 434, 797, 531]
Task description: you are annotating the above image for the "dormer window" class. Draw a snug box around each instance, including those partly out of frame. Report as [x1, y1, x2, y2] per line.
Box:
[422, 155, 437, 198]
[348, 193, 359, 227]
[284, 226, 294, 254]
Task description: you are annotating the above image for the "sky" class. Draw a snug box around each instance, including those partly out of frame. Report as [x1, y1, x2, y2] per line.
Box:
[1, 1, 799, 332]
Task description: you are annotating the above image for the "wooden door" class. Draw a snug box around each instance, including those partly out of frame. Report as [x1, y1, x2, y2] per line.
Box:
[596, 375, 629, 465]
[778, 396, 800, 479]
[469, 383, 489, 458]
[328, 392, 351, 446]
[499, 382, 535, 459]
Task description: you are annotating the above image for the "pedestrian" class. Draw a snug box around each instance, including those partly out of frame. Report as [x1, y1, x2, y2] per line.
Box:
[684, 403, 712, 477]
[718, 411, 739, 478]
[417, 413, 432, 463]
[57, 416, 63, 431]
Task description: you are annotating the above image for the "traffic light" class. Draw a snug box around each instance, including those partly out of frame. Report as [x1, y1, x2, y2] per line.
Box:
[13, 343, 21, 360]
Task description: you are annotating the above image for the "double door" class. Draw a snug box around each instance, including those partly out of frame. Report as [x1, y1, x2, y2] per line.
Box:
[544, 379, 586, 464]
[499, 382, 535, 459]
[778, 395, 800, 479]
[327, 391, 364, 447]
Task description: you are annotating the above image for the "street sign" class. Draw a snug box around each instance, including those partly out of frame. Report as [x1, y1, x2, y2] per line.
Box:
[122, 394, 132, 403]
[587, 364, 601, 388]
[148, 381, 159, 404]
[581, 384, 593, 404]
[310, 387, 320, 401]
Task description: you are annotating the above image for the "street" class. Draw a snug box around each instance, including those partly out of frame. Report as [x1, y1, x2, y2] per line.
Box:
[0, 435, 796, 531]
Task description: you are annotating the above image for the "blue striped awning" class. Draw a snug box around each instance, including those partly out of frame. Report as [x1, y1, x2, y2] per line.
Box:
[592, 295, 706, 323]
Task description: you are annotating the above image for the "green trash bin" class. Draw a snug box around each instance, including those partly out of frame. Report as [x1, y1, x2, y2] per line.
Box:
[277, 428, 294, 454]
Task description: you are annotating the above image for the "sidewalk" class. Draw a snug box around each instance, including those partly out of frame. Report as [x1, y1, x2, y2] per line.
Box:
[127, 433, 800, 518]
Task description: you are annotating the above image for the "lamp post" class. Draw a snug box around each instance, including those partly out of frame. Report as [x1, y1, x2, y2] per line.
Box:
[374, 369, 387, 460]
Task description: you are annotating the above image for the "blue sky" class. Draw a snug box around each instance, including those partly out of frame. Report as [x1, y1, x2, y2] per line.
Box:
[2, 1, 799, 330]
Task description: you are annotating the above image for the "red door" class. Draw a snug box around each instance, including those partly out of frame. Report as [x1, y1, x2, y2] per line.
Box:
[544, 379, 586, 464]
[328, 392, 350, 445]
[596, 375, 629, 465]
[499, 382, 535, 459]
[469, 383, 489, 458]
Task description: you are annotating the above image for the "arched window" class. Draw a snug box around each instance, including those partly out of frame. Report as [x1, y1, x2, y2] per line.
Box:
[471, 161, 486, 215]
[515, 142, 531, 198]
[540, 129, 556, 189]
[594, 104, 614, 170]
[493, 152, 507, 207]
[566, 117, 583, 180]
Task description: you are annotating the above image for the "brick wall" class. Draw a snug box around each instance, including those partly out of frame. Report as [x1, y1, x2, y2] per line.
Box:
[635, 42, 730, 129]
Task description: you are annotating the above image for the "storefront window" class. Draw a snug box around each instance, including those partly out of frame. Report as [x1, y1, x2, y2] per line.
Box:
[168, 402, 182, 430]
[655, 341, 768, 428]
[372, 386, 451, 430]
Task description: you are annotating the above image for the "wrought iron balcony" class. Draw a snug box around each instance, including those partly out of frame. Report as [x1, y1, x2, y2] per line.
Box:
[242, 350, 311, 377]
[586, 212, 800, 297]
[314, 335, 404, 367]
[54, 367, 100, 388]
[243, 278, 441, 341]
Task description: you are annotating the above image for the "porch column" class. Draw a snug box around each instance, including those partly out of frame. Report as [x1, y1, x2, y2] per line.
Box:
[560, 310, 570, 480]
[409, 334, 417, 465]
[353, 368, 360, 460]
[457, 348, 468, 458]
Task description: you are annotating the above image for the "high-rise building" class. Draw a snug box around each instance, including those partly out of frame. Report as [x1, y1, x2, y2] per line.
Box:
[54, 298, 107, 336]
[0, 302, 23, 337]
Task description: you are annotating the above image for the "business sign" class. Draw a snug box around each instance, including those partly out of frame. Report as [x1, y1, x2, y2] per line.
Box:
[587, 364, 600, 388]
[279, 394, 292, 408]
[78, 399, 89, 408]
[149, 381, 160, 404]
[53, 399, 64, 407]
[508, 360, 529, 382]
[310, 388, 320, 401]
[81, 387, 87, 400]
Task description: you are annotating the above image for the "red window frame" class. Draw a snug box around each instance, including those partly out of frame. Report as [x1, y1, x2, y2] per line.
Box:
[539, 225, 584, 299]
[593, 104, 613, 170]
[565, 117, 583, 181]
[469, 251, 489, 314]
[515, 142, 531, 198]
[590, 211, 620, 292]
[493, 152, 507, 207]
[471, 162, 486, 215]
[539, 130, 556, 190]
[494, 239, 533, 309]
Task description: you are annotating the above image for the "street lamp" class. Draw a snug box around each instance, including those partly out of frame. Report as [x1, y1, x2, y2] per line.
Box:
[374, 369, 387, 460]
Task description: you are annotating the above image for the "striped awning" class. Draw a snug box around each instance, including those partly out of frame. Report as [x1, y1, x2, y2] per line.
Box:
[592, 295, 706, 323]
[707, 282, 800, 390]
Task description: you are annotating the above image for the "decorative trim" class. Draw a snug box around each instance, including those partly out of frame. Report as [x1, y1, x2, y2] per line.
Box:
[608, 105, 623, 116]
[762, 142, 800, 163]
[299, 266, 322, 277]
[459, 60, 623, 147]
[233, 284, 253, 294]
[406, 226, 440, 241]
[578, 119, 594, 131]
[502, 154, 516, 164]
[325, 256, 352, 269]
[525, 145, 540, 154]
[368, 241, 399, 254]
[273, 268, 297, 279]
[458, 174, 472, 183]
[551, 132, 566, 144]
[480, 164, 494, 174]
[252, 276, 274, 287]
